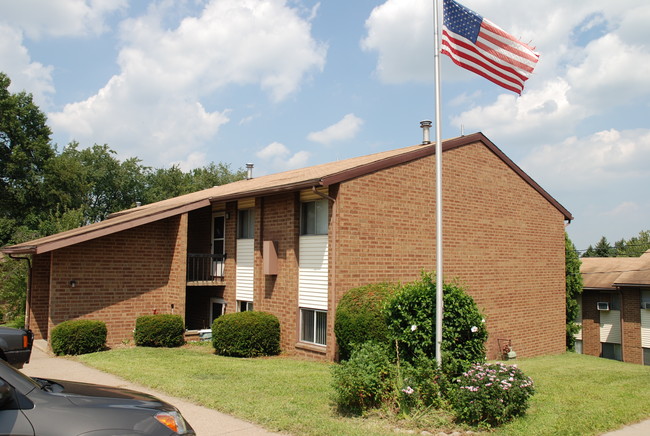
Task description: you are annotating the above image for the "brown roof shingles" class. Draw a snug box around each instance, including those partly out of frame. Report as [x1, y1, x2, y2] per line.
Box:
[580, 250, 650, 288]
[1, 132, 572, 255]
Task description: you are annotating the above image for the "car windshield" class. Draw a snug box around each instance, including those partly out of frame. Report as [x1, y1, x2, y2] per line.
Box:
[0, 358, 42, 390]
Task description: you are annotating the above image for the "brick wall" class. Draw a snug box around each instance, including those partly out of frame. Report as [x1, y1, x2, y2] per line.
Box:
[333, 141, 567, 359]
[621, 288, 642, 364]
[581, 291, 601, 357]
[46, 214, 188, 346]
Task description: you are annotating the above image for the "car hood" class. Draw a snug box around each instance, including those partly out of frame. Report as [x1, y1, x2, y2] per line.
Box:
[49, 379, 175, 411]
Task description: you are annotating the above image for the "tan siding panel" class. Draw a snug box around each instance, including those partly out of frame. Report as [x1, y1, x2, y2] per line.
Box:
[299, 235, 328, 310]
[641, 310, 650, 348]
[600, 310, 621, 343]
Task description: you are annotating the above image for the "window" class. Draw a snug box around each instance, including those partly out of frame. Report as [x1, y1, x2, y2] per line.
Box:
[601, 343, 622, 361]
[301, 200, 328, 235]
[238, 209, 254, 239]
[575, 340, 583, 354]
[644, 348, 650, 366]
[300, 308, 327, 346]
[212, 214, 225, 255]
[238, 300, 253, 312]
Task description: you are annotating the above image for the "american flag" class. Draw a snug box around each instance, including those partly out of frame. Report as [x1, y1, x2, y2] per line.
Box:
[441, 0, 539, 95]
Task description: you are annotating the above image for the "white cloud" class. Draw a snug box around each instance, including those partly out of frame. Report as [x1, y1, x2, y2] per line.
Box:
[603, 201, 639, 217]
[0, 25, 54, 106]
[256, 141, 310, 171]
[47, 0, 327, 166]
[520, 128, 650, 191]
[307, 113, 364, 145]
[0, 0, 126, 39]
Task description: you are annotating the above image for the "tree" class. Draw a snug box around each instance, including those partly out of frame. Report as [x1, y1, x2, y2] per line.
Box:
[0, 72, 55, 245]
[565, 233, 583, 351]
[582, 236, 612, 257]
[615, 230, 650, 257]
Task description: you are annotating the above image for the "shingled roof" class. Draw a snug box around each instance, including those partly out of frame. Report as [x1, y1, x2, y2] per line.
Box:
[1, 132, 572, 255]
[581, 250, 650, 289]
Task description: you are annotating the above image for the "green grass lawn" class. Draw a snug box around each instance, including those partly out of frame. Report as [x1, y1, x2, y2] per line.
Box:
[77, 345, 650, 436]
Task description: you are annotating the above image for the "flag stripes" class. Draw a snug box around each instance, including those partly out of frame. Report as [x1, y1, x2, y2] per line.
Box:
[441, 0, 539, 95]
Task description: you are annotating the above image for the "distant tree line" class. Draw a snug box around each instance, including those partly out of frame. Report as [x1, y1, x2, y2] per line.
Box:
[581, 230, 650, 258]
[0, 71, 245, 323]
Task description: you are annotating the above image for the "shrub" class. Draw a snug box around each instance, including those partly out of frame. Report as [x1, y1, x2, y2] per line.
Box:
[134, 314, 185, 347]
[450, 362, 535, 427]
[334, 283, 397, 361]
[212, 311, 280, 357]
[331, 342, 394, 415]
[396, 353, 444, 413]
[50, 319, 107, 356]
[383, 272, 487, 377]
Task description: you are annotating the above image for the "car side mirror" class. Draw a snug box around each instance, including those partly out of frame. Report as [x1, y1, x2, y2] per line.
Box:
[0, 380, 15, 408]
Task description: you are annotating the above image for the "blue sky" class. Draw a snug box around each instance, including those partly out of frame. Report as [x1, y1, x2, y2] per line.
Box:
[1, 0, 649, 251]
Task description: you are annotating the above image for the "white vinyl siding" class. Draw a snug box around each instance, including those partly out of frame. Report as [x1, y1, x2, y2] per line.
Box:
[299, 234, 328, 310]
[236, 239, 254, 302]
[641, 310, 650, 348]
[600, 309, 621, 344]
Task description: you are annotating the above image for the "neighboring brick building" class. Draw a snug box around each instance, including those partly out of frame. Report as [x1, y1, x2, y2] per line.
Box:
[577, 250, 650, 365]
[2, 132, 572, 361]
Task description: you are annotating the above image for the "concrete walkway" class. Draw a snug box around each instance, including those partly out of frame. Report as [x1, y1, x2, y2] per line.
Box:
[21, 343, 282, 436]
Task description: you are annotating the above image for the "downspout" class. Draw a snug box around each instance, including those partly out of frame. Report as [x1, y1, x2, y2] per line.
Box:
[312, 185, 337, 358]
[7, 254, 32, 330]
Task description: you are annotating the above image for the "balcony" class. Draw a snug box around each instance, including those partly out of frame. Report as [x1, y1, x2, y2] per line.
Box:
[187, 253, 227, 286]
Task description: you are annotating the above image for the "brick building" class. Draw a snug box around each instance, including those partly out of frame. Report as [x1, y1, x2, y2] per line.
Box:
[577, 250, 650, 365]
[2, 132, 572, 361]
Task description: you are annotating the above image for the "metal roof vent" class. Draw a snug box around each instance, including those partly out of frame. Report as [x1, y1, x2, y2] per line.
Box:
[420, 120, 432, 145]
[246, 163, 254, 180]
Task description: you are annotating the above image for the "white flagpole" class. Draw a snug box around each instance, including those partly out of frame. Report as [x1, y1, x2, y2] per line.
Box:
[432, 0, 444, 368]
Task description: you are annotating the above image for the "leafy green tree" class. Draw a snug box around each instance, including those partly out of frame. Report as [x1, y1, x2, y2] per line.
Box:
[615, 230, 650, 257]
[582, 236, 612, 257]
[0, 72, 55, 245]
[565, 233, 583, 351]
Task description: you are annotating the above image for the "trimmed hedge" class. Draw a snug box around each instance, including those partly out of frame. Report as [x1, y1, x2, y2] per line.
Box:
[334, 283, 397, 361]
[50, 319, 107, 356]
[134, 314, 185, 347]
[212, 311, 280, 357]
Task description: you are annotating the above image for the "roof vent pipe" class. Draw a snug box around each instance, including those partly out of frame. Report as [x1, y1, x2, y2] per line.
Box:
[420, 120, 432, 145]
[246, 163, 254, 180]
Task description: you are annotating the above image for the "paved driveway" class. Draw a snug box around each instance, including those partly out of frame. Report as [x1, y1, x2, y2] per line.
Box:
[21, 345, 283, 436]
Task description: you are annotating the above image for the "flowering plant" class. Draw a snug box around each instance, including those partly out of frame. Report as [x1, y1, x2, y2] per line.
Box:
[450, 362, 535, 427]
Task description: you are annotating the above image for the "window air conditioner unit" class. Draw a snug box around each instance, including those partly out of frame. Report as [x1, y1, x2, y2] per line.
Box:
[597, 302, 610, 311]
[641, 302, 650, 310]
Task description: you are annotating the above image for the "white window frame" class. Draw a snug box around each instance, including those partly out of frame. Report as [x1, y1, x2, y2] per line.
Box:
[210, 297, 226, 324]
[238, 300, 254, 312]
[300, 199, 328, 235]
[238, 208, 255, 239]
[300, 308, 327, 346]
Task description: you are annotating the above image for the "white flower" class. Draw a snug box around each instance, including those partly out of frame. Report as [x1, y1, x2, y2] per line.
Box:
[471, 326, 479, 333]
[481, 318, 486, 323]
[411, 325, 417, 332]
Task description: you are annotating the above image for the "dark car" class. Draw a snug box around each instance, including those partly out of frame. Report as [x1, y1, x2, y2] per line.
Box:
[0, 358, 195, 435]
[0, 326, 33, 369]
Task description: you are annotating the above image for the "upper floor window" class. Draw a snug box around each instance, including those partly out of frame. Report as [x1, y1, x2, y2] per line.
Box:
[301, 199, 328, 235]
[238, 209, 255, 239]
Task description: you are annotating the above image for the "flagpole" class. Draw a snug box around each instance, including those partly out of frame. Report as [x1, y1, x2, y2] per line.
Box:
[432, 0, 444, 368]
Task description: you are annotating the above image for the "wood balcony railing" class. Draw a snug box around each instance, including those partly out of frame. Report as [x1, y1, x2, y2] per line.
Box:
[187, 253, 226, 284]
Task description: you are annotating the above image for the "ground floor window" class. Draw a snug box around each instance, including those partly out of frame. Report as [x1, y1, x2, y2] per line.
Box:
[574, 340, 583, 354]
[300, 308, 327, 346]
[238, 300, 253, 312]
[601, 342, 622, 361]
[644, 348, 650, 366]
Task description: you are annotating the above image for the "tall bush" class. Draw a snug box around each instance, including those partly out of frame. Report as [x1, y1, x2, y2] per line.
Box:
[334, 283, 397, 361]
[212, 311, 280, 357]
[383, 272, 487, 376]
[50, 319, 107, 355]
[134, 314, 185, 347]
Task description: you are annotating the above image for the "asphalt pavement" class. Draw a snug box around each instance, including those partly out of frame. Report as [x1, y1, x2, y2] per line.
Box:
[21, 342, 283, 436]
[19, 341, 650, 436]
